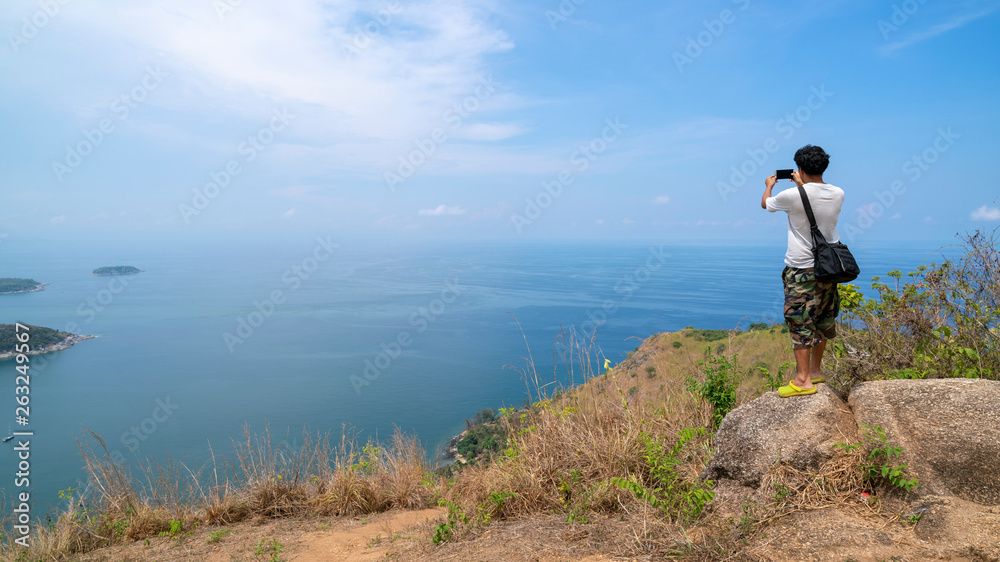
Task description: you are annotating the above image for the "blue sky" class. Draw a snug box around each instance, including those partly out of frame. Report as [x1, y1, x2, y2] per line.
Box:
[2, 0, 999, 246]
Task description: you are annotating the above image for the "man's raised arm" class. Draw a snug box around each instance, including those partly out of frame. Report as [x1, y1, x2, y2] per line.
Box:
[761, 175, 777, 210]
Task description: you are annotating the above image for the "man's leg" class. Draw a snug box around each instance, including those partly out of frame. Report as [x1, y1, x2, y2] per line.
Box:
[793, 346, 813, 389]
[784, 267, 817, 390]
[810, 340, 827, 378]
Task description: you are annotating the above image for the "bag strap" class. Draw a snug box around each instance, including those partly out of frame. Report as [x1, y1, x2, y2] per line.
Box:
[796, 185, 818, 230]
[796, 185, 830, 246]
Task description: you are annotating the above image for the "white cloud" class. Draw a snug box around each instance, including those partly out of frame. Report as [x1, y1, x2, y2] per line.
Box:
[595, 219, 604, 225]
[623, 218, 635, 224]
[924, 216, 934, 222]
[270, 186, 321, 199]
[282, 208, 297, 219]
[971, 206, 1000, 221]
[654, 195, 671, 205]
[453, 123, 525, 141]
[419, 204, 466, 216]
[50, 215, 66, 224]
[883, 7, 1000, 53]
[890, 213, 901, 220]
[9, 0, 516, 144]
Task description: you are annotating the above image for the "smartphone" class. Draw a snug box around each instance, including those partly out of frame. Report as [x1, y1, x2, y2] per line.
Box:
[776, 169, 794, 180]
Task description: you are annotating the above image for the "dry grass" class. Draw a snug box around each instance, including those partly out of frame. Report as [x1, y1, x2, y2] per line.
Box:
[0, 326, 829, 561]
[0, 426, 435, 561]
[438, 326, 795, 558]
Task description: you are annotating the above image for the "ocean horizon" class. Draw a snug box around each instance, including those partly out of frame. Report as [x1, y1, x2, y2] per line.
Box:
[0, 237, 954, 515]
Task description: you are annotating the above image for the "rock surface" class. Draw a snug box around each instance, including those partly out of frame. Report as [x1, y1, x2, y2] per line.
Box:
[700, 385, 856, 487]
[849, 378, 1000, 506]
[705, 378, 1000, 561]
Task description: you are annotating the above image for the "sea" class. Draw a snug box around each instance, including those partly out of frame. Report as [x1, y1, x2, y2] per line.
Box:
[0, 236, 950, 516]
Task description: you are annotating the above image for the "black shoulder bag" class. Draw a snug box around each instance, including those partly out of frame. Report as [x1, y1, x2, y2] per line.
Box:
[796, 185, 860, 284]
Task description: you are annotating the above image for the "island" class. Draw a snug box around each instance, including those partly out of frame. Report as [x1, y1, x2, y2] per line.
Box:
[0, 278, 47, 295]
[92, 266, 142, 276]
[0, 324, 95, 359]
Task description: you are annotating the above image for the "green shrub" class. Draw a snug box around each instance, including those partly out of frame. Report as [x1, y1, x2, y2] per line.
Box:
[456, 423, 505, 461]
[686, 354, 740, 428]
[836, 425, 919, 492]
[834, 229, 999, 387]
[609, 428, 714, 523]
[683, 328, 729, 342]
[254, 537, 284, 562]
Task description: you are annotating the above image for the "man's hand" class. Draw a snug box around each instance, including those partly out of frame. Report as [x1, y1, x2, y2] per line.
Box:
[791, 170, 805, 187]
[761, 175, 777, 209]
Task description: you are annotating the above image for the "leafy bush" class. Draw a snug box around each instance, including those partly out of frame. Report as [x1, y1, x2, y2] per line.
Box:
[833, 229, 999, 387]
[836, 425, 918, 492]
[456, 423, 505, 461]
[470, 408, 498, 426]
[609, 428, 714, 522]
[686, 354, 740, 428]
[683, 328, 729, 342]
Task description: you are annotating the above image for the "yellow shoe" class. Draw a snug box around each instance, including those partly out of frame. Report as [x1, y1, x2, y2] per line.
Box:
[778, 381, 817, 397]
[811, 376, 826, 384]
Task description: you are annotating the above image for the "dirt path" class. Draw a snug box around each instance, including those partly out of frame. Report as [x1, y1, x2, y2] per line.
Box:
[284, 508, 445, 561]
[78, 507, 447, 562]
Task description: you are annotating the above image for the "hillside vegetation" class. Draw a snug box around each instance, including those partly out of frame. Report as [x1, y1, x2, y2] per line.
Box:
[92, 266, 141, 275]
[0, 324, 74, 355]
[2, 228, 996, 561]
[0, 278, 42, 294]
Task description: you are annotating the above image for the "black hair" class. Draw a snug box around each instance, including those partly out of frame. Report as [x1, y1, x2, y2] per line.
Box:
[794, 145, 830, 175]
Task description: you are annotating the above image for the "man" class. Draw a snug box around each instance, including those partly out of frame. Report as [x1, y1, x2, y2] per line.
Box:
[761, 145, 844, 397]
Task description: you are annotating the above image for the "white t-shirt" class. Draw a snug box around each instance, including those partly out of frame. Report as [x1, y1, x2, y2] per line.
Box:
[766, 182, 845, 268]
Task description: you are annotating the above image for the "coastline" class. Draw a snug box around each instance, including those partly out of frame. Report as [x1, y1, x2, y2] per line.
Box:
[0, 333, 96, 359]
[442, 429, 469, 466]
[0, 282, 50, 295]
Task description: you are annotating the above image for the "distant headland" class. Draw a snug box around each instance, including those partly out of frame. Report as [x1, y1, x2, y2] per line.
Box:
[0, 324, 95, 359]
[93, 266, 142, 276]
[0, 278, 47, 295]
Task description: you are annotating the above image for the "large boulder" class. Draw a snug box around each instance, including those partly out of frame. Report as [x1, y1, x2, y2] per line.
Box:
[701, 385, 856, 487]
[849, 378, 1000, 505]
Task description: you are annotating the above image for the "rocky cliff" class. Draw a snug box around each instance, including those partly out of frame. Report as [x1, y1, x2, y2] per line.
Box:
[702, 379, 1000, 561]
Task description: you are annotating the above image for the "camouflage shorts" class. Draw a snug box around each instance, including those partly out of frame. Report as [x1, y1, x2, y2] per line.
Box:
[783, 267, 839, 350]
